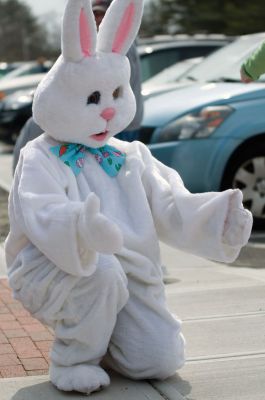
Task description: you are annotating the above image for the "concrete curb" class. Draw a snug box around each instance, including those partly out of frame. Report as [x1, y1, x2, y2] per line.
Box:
[0, 372, 165, 400]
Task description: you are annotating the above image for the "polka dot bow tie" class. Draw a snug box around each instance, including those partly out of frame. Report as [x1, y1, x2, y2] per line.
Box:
[50, 143, 126, 177]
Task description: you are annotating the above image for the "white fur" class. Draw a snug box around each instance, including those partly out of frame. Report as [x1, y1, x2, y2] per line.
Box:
[62, 0, 97, 61]
[50, 363, 110, 394]
[78, 192, 123, 254]
[97, 0, 144, 55]
[33, 54, 135, 147]
[6, 0, 253, 395]
[6, 136, 252, 394]
[32, 0, 142, 148]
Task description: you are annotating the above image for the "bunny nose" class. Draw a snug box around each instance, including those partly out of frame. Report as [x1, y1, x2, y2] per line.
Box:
[100, 108, 116, 121]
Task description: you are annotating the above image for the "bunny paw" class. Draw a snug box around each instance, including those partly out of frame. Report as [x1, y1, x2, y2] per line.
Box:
[223, 190, 253, 247]
[50, 363, 110, 394]
[78, 193, 123, 254]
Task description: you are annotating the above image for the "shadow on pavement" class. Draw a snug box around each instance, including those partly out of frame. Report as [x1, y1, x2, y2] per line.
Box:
[11, 381, 91, 399]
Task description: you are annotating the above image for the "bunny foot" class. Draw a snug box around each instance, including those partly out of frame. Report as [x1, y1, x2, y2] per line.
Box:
[50, 363, 110, 394]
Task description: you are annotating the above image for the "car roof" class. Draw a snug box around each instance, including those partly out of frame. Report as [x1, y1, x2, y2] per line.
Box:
[138, 33, 234, 46]
[0, 74, 45, 91]
[137, 38, 233, 55]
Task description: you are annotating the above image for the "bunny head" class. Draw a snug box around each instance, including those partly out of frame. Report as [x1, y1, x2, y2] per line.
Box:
[32, 0, 144, 148]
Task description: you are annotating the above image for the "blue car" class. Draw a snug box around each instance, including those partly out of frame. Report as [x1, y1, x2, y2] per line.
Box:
[142, 33, 265, 230]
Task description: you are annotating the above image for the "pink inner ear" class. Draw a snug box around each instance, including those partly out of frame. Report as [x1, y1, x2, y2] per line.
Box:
[112, 2, 135, 54]
[80, 8, 91, 57]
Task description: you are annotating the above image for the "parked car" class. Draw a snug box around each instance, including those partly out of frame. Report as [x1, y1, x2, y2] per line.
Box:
[141, 32, 265, 230]
[138, 35, 234, 82]
[1, 60, 52, 81]
[142, 57, 203, 99]
[0, 89, 34, 143]
[0, 62, 24, 79]
[0, 61, 53, 101]
[0, 73, 47, 102]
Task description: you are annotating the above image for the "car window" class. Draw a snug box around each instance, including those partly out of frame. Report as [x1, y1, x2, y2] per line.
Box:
[140, 43, 225, 82]
[181, 34, 265, 82]
[18, 65, 50, 76]
[179, 45, 220, 59]
[143, 57, 203, 88]
[2, 62, 51, 80]
[141, 49, 181, 82]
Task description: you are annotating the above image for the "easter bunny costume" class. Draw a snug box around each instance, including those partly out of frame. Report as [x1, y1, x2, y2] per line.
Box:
[5, 0, 252, 394]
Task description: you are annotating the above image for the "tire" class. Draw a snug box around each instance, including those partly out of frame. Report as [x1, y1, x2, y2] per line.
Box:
[221, 143, 265, 231]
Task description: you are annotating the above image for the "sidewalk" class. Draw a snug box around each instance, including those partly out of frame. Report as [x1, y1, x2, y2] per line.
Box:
[0, 241, 265, 399]
[0, 278, 53, 378]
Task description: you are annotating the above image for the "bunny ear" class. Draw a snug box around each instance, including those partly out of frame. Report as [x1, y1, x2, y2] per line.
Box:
[62, 0, 97, 61]
[97, 0, 144, 55]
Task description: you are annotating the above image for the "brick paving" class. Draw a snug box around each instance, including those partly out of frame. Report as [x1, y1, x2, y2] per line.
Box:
[0, 278, 54, 378]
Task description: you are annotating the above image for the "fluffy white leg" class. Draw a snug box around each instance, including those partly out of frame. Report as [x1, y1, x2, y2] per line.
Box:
[50, 363, 110, 394]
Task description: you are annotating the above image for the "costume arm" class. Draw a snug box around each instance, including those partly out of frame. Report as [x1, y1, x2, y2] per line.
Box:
[141, 144, 252, 263]
[242, 41, 265, 80]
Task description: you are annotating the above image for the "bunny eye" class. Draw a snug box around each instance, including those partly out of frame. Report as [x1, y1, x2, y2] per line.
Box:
[87, 91, 101, 105]
[113, 87, 122, 100]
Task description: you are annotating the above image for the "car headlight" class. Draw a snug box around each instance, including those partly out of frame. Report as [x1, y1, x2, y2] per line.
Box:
[157, 105, 234, 142]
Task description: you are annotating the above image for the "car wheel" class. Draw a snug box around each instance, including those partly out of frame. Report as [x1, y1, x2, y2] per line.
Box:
[221, 144, 265, 230]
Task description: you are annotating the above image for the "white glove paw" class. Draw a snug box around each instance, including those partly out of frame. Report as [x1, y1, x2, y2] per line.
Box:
[78, 193, 123, 254]
[223, 189, 253, 247]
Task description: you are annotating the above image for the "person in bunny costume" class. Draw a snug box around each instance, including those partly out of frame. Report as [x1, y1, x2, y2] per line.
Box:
[5, 0, 252, 395]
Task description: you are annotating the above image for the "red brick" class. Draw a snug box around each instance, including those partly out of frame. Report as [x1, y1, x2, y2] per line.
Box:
[0, 321, 21, 330]
[0, 289, 11, 296]
[35, 341, 53, 352]
[9, 337, 42, 359]
[7, 305, 31, 318]
[0, 279, 10, 288]
[3, 329, 27, 338]
[16, 316, 42, 326]
[6, 302, 24, 310]
[21, 358, 48, 371]
[0, 344, 15, 355]
[23, 324, 47, 333]
[0, 295, 19, 305]
[0, 306, 9, 314]
[29, 331, 54, 341]
[0, 331, 8, 344]
[27, 369, 49, 376]
[0, 354, 21, 367]
[0, 365, 27, 378]
[42, 352, 51, 363]
[0, 314, 15, 322]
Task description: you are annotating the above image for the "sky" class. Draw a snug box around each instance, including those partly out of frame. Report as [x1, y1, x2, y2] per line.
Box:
[22, 0, 150, 17]
[23, 0, 67, 17]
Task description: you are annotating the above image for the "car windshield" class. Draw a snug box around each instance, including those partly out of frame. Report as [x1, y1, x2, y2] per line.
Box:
[2, 61, 51, 80]
[143, 57, 203, 88]
[181, 33, 265, 83]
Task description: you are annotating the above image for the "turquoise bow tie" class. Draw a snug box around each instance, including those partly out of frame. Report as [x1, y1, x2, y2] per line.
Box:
[50, 143, 126, 177]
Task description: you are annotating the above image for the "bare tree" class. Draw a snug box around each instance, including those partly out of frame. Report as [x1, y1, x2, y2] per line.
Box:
[0, 0, 58, 61]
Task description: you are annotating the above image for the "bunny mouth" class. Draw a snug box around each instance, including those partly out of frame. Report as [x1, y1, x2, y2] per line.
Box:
[90, 130, 109, 142]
